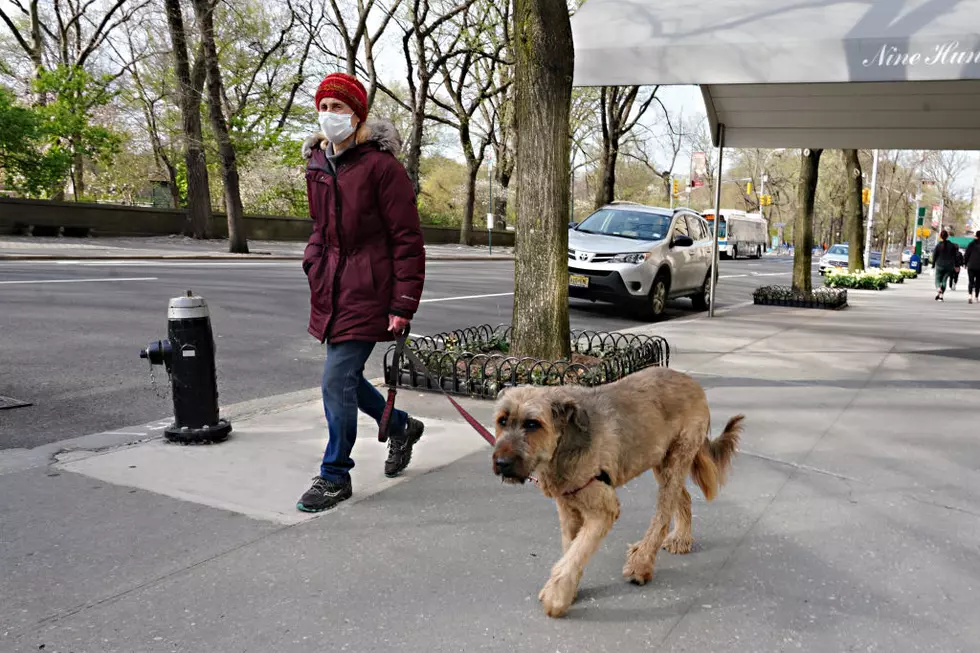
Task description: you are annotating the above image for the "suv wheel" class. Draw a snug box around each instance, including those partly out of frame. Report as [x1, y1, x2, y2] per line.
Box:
[642, 272, 670, 320]
[691, 271, 711, 311]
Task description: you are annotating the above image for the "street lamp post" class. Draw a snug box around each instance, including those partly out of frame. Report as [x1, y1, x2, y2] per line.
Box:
[487, 152, 494, 256]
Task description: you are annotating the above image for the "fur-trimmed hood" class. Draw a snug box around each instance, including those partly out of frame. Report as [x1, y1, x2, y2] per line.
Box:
[302, 118, 403, 159]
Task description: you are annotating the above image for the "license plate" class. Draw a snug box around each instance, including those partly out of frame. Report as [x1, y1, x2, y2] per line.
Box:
[569, 274, 590, 288]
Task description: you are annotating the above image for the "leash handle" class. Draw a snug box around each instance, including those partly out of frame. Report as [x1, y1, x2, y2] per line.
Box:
[377, 333, 496, 446]
[398, 338, 496, 446]
[377, 334, 406, 443]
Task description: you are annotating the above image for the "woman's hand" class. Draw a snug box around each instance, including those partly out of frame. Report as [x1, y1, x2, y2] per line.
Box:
[388, 314, 410, 335]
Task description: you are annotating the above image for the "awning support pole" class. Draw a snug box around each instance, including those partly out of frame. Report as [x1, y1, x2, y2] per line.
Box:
[863, 149, 880, 269]
[708, 123, 726, 317]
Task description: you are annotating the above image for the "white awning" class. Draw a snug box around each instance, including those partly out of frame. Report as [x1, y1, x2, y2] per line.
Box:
[571, 0, 980, 149]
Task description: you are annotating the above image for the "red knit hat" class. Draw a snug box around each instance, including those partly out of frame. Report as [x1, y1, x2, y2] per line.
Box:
[315, 73, 368, 122]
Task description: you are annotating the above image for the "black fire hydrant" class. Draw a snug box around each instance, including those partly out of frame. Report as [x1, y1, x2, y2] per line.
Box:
[140, 290, 232, 444]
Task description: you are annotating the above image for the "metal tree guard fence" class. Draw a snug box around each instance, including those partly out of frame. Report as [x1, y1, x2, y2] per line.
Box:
[752, 286, 848, 310]
[382, 324, 670, 399]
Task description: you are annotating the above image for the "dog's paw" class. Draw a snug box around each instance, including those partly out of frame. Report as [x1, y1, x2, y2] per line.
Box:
[663, 533, 694, 555]
[623, 542, 654, 585]
[538, 574, 577, 618]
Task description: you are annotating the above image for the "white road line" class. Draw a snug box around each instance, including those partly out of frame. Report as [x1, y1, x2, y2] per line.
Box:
[24, 260, 478, 268]
[0, 277, 158, 285]
[419, 291, 513, 303]
[64, 261, 296, 268]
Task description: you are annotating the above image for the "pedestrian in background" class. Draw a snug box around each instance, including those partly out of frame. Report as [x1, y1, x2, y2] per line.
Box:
[964, 230, 980, 304]
[951, 247, 964, 291]
[297, 72, 426, 513]
[932, 230, 959, 301]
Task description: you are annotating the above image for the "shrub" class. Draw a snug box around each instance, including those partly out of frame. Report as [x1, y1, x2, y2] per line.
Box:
[879, 268, 906, 284]
[753, 286, 847, 309]
[824, 268, 889, 290]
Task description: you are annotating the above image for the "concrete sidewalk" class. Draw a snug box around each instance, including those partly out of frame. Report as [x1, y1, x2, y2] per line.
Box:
[3, 275, 980, 652]
[0, 235, 515, 261]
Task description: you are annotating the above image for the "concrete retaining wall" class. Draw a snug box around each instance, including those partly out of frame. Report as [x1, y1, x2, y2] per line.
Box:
[0, 197, 515, 246]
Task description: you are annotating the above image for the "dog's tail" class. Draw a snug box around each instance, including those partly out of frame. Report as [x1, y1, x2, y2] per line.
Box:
[691, 415, 743, 501]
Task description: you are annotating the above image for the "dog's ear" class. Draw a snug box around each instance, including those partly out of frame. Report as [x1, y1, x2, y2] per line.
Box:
[551, 397, 590, 453]
[550, 397, 591, 483]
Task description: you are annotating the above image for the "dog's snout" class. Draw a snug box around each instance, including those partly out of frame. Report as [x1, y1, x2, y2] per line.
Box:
[493, 454, 517, 476]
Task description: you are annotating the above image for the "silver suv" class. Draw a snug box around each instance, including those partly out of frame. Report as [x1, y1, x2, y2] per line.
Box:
[568, 204, 715, 319]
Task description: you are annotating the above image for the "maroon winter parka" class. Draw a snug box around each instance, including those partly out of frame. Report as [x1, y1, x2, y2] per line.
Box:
[302, 120, 425, 343]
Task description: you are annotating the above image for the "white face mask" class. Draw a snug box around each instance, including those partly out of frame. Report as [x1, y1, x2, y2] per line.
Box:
[319, 111, 356, 144]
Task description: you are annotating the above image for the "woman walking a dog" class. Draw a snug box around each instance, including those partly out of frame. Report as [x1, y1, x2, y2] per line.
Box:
[297, 72, 427, 513]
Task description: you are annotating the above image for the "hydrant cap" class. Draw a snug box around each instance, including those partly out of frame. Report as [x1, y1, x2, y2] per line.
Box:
[168, 294, 210, 320]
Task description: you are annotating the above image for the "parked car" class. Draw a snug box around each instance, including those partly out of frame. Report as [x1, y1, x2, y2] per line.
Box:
[567, 204, 715, 319]
[818, 243, 881, 275]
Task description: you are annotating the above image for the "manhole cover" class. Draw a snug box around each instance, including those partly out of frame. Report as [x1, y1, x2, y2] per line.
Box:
[0, 395, 32, 410]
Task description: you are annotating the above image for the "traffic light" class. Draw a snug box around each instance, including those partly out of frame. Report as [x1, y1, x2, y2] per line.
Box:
[672, 178, 679, 197]
[759, 194, 772, 206]
[862, 188, 871, 205]
[746, 181, 753, 194]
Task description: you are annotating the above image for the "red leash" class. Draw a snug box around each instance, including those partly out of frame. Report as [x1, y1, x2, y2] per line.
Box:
[378, 333, 496, 446]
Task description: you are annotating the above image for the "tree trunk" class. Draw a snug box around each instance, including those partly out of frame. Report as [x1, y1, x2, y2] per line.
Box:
[842, 149, 865, 271]
[29, 1, 46, 106]
[166, 163, 181, 210]
[405, 104, 425, 198]
[510, 0, 573, 361]
[493, 140, 515, 229]
[792, 148, 822, 293]
[460, 161, 478, 246]
[164, 0, 211, 239]
[594, 142, 617, 209]
[72, 151, 85, 201]
[593, 88, 618, 209]
[193, 0, 248, 253]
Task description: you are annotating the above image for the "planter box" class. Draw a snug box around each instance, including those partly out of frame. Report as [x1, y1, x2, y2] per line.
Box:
[753, 286, 848, 310]
[382, 324, 670, 399]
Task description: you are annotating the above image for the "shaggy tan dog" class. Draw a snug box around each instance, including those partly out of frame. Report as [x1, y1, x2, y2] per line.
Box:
[492, 366, 743, 618]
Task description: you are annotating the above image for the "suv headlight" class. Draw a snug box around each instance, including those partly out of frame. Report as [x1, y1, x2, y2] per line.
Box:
[611, 252, 650, 264]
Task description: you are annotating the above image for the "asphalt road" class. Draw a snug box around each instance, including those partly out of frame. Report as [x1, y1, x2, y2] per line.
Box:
[0, 256, 807, 449]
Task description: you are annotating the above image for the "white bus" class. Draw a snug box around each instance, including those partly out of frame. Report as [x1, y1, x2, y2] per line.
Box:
[702, 210, 769, 259]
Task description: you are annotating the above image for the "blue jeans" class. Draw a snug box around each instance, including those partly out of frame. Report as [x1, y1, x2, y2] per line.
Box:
[319, 341, 407, 483]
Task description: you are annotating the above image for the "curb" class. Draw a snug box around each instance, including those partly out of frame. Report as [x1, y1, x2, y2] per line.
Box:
[0, 254, 515, 262]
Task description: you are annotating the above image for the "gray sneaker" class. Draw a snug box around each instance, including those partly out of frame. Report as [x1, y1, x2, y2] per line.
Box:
[384, 417, 425, 477]
[297, 476, 352, 512]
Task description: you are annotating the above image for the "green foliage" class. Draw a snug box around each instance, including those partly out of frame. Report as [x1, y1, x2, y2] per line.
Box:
[237, 133, 309, 217]
[418, 156, 468, 226]
[0, 87, 72, 196]
[33, 66, 123, 175]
